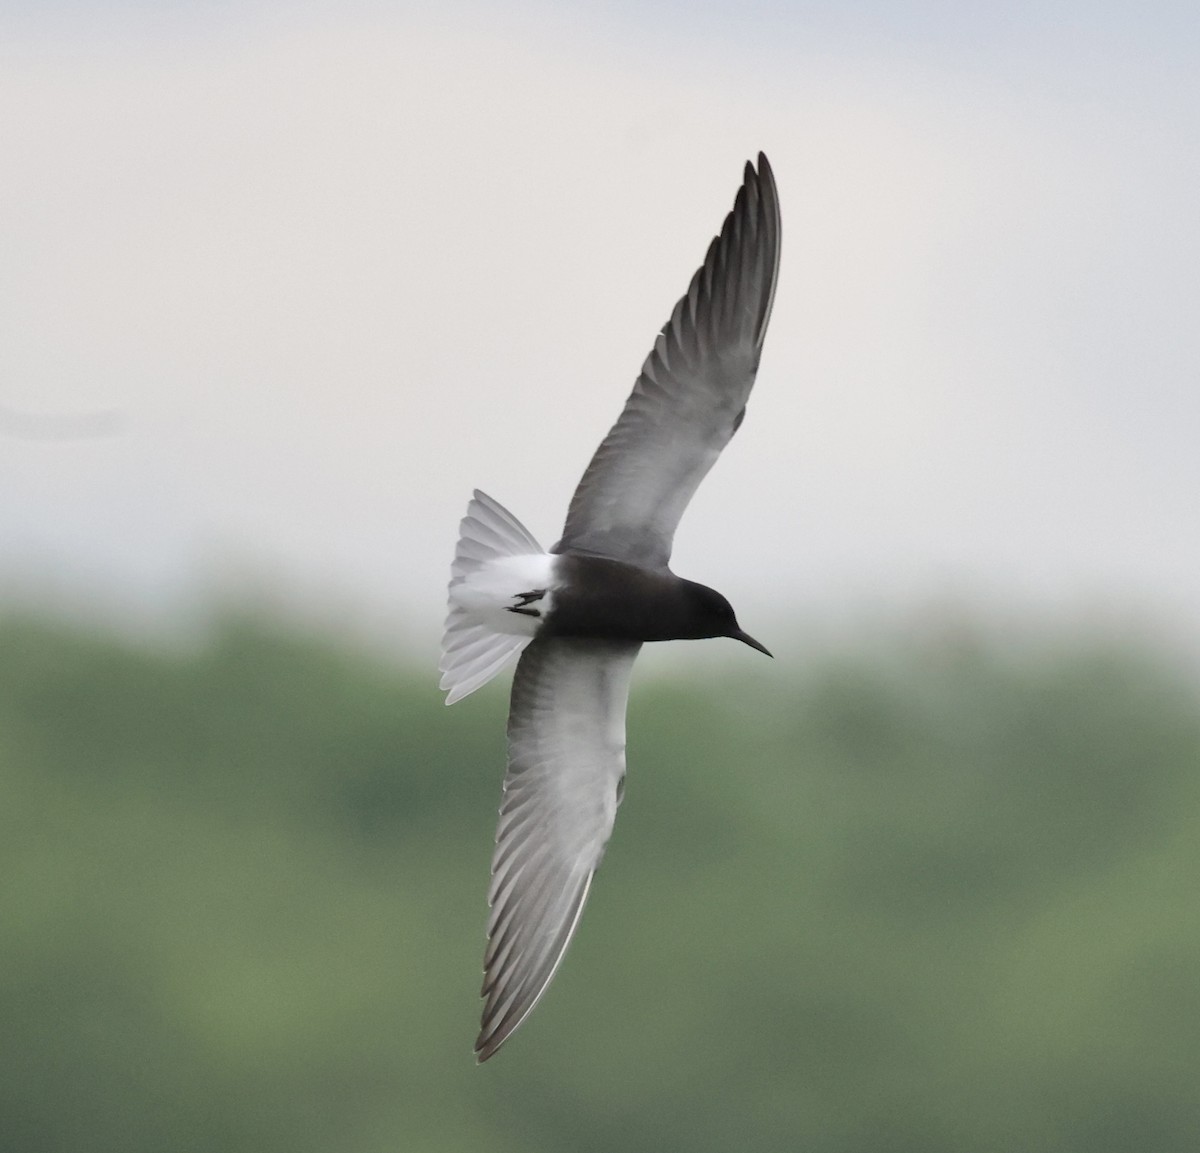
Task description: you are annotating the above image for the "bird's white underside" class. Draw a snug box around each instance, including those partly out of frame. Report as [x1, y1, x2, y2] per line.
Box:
[439, 491, 556, 705]
[451, 554, 558, 638]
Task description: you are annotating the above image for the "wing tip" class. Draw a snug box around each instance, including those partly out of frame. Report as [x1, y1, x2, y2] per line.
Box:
[473, 861, 600, 1063]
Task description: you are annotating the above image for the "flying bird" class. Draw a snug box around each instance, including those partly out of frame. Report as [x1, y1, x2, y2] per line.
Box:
[440, 153, 781, 1061]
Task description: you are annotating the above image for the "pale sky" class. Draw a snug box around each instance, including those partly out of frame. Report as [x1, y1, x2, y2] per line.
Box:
[3, 2, 1199, 659]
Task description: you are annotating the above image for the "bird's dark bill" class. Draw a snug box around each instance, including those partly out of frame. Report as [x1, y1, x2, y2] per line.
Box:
[732, 629, 772, 657]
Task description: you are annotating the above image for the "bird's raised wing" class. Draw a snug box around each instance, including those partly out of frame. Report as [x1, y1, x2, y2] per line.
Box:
[476, 636, 641, 1061]
[554, 153, 781, 569]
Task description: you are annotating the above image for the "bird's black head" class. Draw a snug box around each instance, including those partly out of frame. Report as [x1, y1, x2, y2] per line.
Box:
[681, 581, 773, 656]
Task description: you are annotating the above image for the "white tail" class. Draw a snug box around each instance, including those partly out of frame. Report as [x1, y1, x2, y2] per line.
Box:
[439, 491, 549, 705]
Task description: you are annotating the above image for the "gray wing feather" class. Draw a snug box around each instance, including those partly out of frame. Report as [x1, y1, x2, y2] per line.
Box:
[554, 153, 781, 568]
[475, 637, 642, 1061]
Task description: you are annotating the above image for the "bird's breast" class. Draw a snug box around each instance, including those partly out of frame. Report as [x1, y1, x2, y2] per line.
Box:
[542, 554, 692, 642]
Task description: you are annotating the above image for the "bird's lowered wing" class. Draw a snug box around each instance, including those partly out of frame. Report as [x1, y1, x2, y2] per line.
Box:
[476, 636, 641, 1061]
[554, 153, 781, 569]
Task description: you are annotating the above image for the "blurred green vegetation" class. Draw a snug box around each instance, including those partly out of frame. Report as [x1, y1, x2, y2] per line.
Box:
[3, 609, 1199, 1151]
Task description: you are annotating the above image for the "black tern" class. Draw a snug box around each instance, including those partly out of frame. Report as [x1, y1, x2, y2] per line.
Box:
[440, 154, 781, 1061]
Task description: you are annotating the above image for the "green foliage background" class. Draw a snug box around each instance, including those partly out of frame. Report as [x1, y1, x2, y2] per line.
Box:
[3, 610, 1199, 1151]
